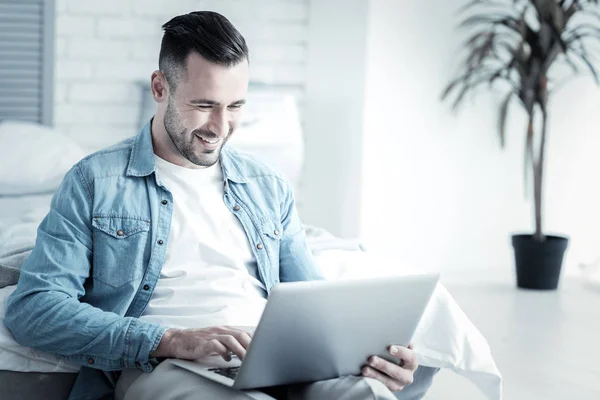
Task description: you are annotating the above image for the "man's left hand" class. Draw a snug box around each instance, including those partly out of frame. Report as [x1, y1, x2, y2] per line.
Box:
[361, 344, 418, 392]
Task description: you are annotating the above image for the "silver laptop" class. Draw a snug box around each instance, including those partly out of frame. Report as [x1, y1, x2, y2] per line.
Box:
[170, 274, 439, 390]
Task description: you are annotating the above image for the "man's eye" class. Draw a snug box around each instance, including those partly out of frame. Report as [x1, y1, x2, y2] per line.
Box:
[228, 104, 243, 110]
[196, 105, 212, 110]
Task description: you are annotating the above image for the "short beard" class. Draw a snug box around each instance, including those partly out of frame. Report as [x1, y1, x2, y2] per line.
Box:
[163, 96, 231, 167]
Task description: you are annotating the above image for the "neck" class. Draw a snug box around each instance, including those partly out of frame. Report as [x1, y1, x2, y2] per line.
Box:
[150, 116, 204, 169]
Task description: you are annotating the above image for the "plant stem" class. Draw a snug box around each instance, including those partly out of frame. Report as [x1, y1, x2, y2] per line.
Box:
[534, 106, 548, 242]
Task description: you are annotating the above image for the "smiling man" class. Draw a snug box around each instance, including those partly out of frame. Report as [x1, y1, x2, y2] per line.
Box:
[5, 11, 437, 400]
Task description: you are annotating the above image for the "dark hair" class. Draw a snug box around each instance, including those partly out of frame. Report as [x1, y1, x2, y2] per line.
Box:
[159, 11, 249, 90]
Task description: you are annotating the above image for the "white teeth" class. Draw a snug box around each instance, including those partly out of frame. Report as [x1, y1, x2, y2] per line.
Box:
[200, 137, 218, 144]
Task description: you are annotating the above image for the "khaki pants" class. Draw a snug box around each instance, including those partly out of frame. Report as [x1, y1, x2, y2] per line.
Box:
[116, 359, 438, 400]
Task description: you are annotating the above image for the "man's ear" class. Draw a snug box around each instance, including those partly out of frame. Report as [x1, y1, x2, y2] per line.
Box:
[151, 70, 169, 103]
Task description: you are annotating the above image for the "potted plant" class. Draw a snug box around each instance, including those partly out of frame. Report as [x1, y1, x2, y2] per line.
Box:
[442, 0, 600, 290]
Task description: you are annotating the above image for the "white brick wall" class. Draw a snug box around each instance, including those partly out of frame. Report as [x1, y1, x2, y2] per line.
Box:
[96, 19, 160, 39]
[54, 0, 310, 151]
[56, 61, 93, 80]
[68, 83, 140, 103]
[67, 39, 130, 60]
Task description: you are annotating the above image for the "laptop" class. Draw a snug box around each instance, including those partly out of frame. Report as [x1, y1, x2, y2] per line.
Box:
[170, 274, 439, 390]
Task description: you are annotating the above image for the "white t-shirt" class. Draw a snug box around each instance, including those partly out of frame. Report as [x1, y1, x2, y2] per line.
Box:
[139, 155, 267, 329]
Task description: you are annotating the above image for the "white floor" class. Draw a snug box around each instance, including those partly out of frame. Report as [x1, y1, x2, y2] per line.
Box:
[423, 277, 600, 400]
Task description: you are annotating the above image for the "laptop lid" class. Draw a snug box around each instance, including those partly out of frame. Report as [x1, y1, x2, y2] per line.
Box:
[234, 274, 439, 389]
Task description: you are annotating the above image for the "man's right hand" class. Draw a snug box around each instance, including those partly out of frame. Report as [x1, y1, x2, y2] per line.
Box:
[151, 326, 253, 361]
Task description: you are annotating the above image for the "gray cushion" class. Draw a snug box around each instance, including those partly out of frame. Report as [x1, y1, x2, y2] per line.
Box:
[0, 370, 77, 400]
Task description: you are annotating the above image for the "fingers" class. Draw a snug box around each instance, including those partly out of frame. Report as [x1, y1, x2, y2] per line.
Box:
[205, 337, 245, 361]
[367, 356, 414, 387]
[362, 366, 406, 392]
[232, 331, 252, 350]
[388, 345, 418, 371]
[216, 334, 247, 360]
[210, 327, 253, 349]
[222, 325, 255, 337]
[176, 327, 253, 361]
[205, 339, 229, 360]
[360, 345, 418, 392]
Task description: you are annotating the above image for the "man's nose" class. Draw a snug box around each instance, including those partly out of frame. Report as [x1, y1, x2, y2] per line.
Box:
[208, 110, 230, 137]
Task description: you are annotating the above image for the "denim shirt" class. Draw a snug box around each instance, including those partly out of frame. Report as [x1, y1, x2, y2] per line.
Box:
[4, 121, 323, 400]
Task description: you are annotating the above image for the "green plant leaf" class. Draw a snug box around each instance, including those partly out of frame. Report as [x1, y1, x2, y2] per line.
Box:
[457, 0, 492, 14]
[450, 71, 504, 109]
[460, 14, 519, 30]
[458, 0, 518, 14]
[566, 30, 600, 46]
[441, 79, 461, 101]
[498, 91, 513, 148]
[571, 47, 600, 83]
[464, 31, 490, 46]
[452, 84, 472, 110]
[467, 36, 500, 67]
[567, 23, 600, 38]
[565, 53, 580, 72]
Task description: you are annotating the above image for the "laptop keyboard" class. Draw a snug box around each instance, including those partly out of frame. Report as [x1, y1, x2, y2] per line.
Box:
[208, 366, 240, 380]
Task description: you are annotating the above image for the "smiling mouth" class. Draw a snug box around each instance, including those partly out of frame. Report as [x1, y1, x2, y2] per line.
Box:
[195, 134, 221, 145]
[199, 136, 219, 144]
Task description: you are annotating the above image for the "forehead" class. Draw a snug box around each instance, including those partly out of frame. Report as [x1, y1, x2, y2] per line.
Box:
[176, 52, 249, 101]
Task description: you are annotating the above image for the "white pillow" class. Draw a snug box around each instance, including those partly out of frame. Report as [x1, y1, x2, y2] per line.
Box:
[227, 93, 305, 192]
[0, 120, 87, 195]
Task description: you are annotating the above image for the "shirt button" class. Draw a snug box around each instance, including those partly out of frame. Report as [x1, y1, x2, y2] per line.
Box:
[143, 284, 150, 291]
[256, 243, 263, 250]
[87, 358, 95, 365]
[116, 230, 124, 237]
[157, 239, 164, 245]
[233, 205, 241, 211]
[161, 200, 168, 205]
[274, 230, 279, 236]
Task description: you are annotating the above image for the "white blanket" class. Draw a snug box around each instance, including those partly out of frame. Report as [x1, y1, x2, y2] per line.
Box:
[312, 250, 503, 400]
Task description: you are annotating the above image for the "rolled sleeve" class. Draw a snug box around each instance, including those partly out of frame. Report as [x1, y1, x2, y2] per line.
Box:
[123, 318, 170, 371]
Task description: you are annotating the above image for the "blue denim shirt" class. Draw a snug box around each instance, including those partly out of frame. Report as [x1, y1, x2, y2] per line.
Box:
[4, 121, 323, 400]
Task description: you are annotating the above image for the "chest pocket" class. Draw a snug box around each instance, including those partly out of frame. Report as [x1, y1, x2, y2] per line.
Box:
[91, 216, 150, 288]
[260, 219, 283, 264]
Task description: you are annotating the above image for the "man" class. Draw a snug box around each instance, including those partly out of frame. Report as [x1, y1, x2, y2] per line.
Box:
[5, 11, 437, 400]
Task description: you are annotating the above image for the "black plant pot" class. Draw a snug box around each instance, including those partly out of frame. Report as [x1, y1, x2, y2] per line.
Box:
[511, 234, 569, 290]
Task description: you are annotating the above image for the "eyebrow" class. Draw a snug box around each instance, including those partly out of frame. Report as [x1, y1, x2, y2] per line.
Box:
[189, 99, 246, 106]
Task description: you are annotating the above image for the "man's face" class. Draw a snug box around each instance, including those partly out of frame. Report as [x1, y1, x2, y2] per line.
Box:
[162, 52, 249, 167]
